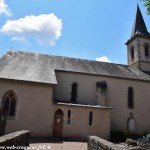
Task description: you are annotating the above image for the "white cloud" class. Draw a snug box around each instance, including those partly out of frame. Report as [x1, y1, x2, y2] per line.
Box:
[1, 13, 62, 45]
[0, 0, 12, 16]
[96, 56, 111, 63]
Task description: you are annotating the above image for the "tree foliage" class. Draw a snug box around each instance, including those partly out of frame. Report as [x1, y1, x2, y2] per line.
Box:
[141, 0, 150, 15]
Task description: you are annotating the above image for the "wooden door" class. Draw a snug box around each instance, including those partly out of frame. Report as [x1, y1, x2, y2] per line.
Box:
[53, 109, 64, 138]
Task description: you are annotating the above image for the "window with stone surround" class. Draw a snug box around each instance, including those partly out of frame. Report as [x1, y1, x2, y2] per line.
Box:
[131, 46, 134, 59]
[67, 110, 71, 124]
[71, 82, 78, 102]
[128, 87, 134, 109]
[144, 44, 149, 57]
[89, 111, 93, 126]
[1, 90, 17, 120]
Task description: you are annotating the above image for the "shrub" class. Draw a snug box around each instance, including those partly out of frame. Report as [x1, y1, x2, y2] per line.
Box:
[110, 130, 128, 142]
[143, 131, 150, 136]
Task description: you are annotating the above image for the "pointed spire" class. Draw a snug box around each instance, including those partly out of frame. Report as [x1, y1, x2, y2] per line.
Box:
[131, 4, 150, 37]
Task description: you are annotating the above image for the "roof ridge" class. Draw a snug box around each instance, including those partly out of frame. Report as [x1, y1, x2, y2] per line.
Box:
[7, 50, 128, 67]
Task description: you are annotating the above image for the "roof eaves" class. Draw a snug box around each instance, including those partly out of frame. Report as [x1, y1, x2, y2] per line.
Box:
[54, 102, 113, 109]
[0, 77, 57, 85]
[125, 34, 150, 45]
[55, 69, 150, 82]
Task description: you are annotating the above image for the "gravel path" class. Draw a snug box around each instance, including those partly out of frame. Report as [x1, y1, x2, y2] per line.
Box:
[28, 139, 87, 150]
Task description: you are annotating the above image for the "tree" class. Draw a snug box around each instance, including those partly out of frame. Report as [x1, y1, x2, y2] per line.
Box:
[141, 0, 150, 15]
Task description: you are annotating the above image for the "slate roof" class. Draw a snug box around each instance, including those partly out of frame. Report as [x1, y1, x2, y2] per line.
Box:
[0, 50, 150, 84]
[126, 5, 150, 44]
[131, 5, 150, 38]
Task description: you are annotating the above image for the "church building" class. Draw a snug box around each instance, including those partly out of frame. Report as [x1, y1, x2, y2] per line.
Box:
[0, 5, 150, 140]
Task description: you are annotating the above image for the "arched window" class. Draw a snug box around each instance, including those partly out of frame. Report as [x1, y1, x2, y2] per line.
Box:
[2, 98, 10, 116]
[131, 47, 134, 59]
[9, 99, 16, 116]
[145, 45, 149, 57]
[1, 90, 17, 119]
[67, 110, 71, 124]
[89, 111, 93, 126]
[71, 82, 78, 102]
[128, 87, 134, 109]
[53, 109, 64, 138]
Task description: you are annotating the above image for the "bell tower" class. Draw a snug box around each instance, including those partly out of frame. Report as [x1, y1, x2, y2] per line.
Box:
[126, 5, 150, 74]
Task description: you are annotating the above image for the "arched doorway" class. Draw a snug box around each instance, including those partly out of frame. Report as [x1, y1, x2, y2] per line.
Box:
[128, 118, 136, 133]
[53, 109, 64, 138]
[127, 113, 136, 134]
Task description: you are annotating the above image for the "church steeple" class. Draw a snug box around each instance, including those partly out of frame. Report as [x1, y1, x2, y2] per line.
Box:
[131, 4, 150, 38]
[126, 5, 150, 74]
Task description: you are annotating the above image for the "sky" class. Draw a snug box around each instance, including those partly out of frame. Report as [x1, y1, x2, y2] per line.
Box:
[0, 0, 150, 65]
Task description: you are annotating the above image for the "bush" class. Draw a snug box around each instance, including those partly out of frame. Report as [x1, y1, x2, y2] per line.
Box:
[110, 130, 128, 142]
[143, 131, 150, 136]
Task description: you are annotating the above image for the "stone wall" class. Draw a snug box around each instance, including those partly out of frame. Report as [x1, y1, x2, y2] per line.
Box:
[0, 80, 53, 137]
[0, 122, 6, 136]
[87, 136, 127, 150]
[0, 130, 30, 148]
[0, 109, 7, 136]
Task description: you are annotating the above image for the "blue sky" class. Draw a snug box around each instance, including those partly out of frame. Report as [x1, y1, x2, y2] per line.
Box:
[0, 0, 150, 64]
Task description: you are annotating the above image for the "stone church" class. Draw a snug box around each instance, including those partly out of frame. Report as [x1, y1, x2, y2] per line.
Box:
[0, 5, 150, 139]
